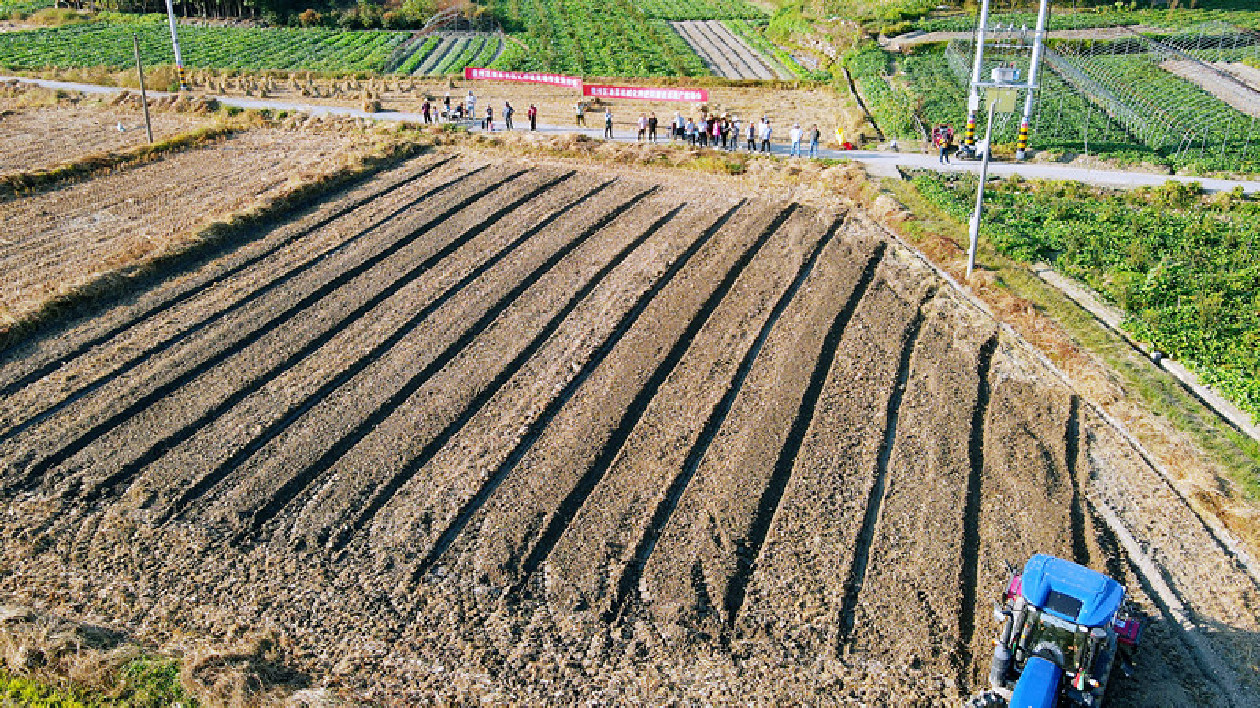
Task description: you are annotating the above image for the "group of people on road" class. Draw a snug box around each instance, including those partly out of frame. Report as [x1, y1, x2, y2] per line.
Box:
[643, 112, 823, 157]
[417, 90, 540, 132]
[418, 92, 829, 157]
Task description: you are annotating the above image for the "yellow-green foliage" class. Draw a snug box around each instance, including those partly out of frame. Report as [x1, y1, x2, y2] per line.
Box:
[1, 656, 196, 707]
[1, 672, 88, 708]
[28, 7, 89, 25]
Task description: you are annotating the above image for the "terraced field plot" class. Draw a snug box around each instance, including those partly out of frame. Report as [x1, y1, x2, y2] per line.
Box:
[0, 123, 393, 328]
[0, 95, 214, 178]
[389, 32, 503, 76]
[672, 20, 791, 79]
[0, 152, 1256, 704]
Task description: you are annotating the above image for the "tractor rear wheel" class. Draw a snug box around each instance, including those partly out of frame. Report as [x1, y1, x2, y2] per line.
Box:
[963, 690, 1008, 708]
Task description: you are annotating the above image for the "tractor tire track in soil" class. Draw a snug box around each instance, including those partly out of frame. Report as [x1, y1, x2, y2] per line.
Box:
[414, 198, 751, 585]
[956, 333, 998, 688]
[0, 155, 455, 417]
[724, 241, 887, 629]
[606, 211, 846, 622]
[835, 286, 933, 647]
[69, 170, 580, 509]
[511, 203, 800, 602]
[0, 163, 514, 496]
[0, 150, 1254, 705]
[248, 182, 658, 550]
[154, 169, 604, 532]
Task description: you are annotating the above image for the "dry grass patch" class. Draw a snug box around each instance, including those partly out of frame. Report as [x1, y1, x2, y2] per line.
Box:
[0, 115, 432, 350]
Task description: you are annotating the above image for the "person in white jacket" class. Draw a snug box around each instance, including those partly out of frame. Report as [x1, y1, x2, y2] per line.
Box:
[789, 123, 803, 157]
[758, 118, 772, 153]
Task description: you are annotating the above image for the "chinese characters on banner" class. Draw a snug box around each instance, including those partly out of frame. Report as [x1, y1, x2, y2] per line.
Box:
[463, 67, 583, 89]
[462, 68, 709, 103]
[583, 85, 708, 102]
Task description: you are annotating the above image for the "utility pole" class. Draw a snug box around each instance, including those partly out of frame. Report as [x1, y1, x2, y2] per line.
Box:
[133, 34, 154, 144]
[967, 97, 1000, 279]
[967, 84, 1018, 279]
[962, 0, 993, 151]
[1015, 0, 1051, 160]
[164, 0, 189, 91]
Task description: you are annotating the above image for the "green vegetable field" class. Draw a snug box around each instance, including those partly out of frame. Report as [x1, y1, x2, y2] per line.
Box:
[911, 171, 1260, 424]
[488, 0, 710, 75]
[913, 7, 1260, 33]
[0, 22, 408, 72]
[635, 0, 766, 21]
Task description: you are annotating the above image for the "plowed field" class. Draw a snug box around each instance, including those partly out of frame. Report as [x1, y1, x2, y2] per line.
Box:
[0, 123, 404, 328]
[0, 151, 1256, 705]
[0, 101, 212, 177]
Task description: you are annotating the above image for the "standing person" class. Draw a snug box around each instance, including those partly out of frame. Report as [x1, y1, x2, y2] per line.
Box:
[647, 112, 658, 143]
[421, 99, 432, 124]
[808, 123, 820, 158]
[711, 117, 721, 148]
[528, 103, 538, 131]
[604, 108, 613, 139]
[504, 101, 514, 130]
[637, 113, 647, 142]
[746, 119, 756, 151]
[485, 105, 494, 132]
[789, 123, 803, 157]
[685, 117, 697, 145]
[935, 123, 953, 164]
[575, 101, 586, 126]
[443, 92, 451, 121]
[759, 118, 772, 153]
[466, 90, 476, 121]
[672, 111, 683, 142]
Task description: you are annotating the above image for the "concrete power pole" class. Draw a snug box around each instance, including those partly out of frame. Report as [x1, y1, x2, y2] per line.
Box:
[164, 0, 189, 91]
[1016, 0, 1051, 160]
[962, 0, 993, 151]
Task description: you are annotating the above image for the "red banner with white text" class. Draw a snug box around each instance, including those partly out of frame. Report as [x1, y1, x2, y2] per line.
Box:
[582, 85, 708, 102]
[464, 67, 582, 89]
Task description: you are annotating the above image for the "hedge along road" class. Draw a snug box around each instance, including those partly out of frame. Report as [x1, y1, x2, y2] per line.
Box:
[2, 147, 1258, 705]
[7, 75, 1260, 194]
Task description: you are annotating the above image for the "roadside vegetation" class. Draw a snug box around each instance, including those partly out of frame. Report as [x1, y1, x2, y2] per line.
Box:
[1, 657, 194, 708]
[909, 170, 1260, 432]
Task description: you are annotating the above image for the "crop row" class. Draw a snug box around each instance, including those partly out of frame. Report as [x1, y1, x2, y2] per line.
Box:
[843, 43, 918, 140]
[912, 171, 1260, 425]
[1057, 48, 1260, 171]
[902, 47, 1136, 152]
[914, 8, 1260, 33]
[0, 0, 51, 16]
[0, 22, 408, 72]
[492, 0, 708, 76]
[723, 19, 821, 80]
[392, 35, 439, 74]
[634, 0, 765, 21]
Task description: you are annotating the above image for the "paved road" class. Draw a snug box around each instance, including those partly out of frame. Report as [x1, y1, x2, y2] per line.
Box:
[7, 75, 1259, 194]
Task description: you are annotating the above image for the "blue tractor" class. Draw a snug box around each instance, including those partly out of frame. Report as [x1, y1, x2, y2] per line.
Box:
[965, 555, 1142, 708]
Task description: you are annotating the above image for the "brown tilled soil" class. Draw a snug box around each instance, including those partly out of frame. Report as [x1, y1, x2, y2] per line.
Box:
[0, 94, 215, 176]
[0, 119, 411, 330]
[0, 149, 1257, 706]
